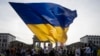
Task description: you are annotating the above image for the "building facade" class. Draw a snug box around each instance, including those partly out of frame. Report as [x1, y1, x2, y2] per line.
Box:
[80, 35, 100, 47]
[0, 33, 16, 51]
[66, 42, 86, 50]
[9, 40, 31, 49]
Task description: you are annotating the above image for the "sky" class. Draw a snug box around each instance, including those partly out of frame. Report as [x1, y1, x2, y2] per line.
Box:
[0, 0, 100, 45]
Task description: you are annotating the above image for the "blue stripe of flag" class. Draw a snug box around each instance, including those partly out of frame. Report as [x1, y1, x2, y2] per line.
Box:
[9, 2, 77, 28]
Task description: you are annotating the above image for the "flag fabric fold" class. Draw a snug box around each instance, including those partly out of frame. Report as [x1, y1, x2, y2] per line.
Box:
[9, 2, 77, 43]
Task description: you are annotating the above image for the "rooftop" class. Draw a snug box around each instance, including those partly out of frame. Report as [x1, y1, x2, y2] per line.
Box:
[80, 35, 100, 39]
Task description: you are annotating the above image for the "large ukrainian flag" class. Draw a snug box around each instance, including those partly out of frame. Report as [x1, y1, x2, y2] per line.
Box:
[9, 2, 77, 43]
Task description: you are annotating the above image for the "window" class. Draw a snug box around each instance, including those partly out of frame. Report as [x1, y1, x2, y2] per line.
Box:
[96, 41, 98, 44]
[5, 44, 6, 47]
[3, 39, 7, 42]
[99, 41, 100, 44]
[2, 44, 4, 47]
[94, 41, 95, 44]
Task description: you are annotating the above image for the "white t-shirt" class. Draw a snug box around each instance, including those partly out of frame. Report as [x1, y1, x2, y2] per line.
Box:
[85, 47, 91, 54]
[75, 48, 81, 56]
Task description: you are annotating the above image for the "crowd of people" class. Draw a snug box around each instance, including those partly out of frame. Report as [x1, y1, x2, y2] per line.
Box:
[0, 43, 100, 56]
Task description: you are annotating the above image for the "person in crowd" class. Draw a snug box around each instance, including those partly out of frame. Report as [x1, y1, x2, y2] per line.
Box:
[21, 47, 26, 56]
[84, 44, 91, 56]
[58, 47, 63, 56]
[62, 47, 67, 56]
[48, 48, 55, 56]
[92, 46, 98, 56]
[55, 47, 60, 56]
[5, 48, 10, 56]
[75, 47, 81, 56]
[97, 48, 100, 56]
[16, 47, 21, 56]
[43, 46, 48, 56]
[10, 47, 16, 56]
[38, 48, 44, 56]
[31, 48, 35, 56]
[80, 47, 85, 56]
[26, 48, 31, 56]
[48, 43, 52, 52]
[67, 48, 71, 56]
[48, 43, 55, 56]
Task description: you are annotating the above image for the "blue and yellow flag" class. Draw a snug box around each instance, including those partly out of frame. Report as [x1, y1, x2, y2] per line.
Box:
[9, 2, 77, 43]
